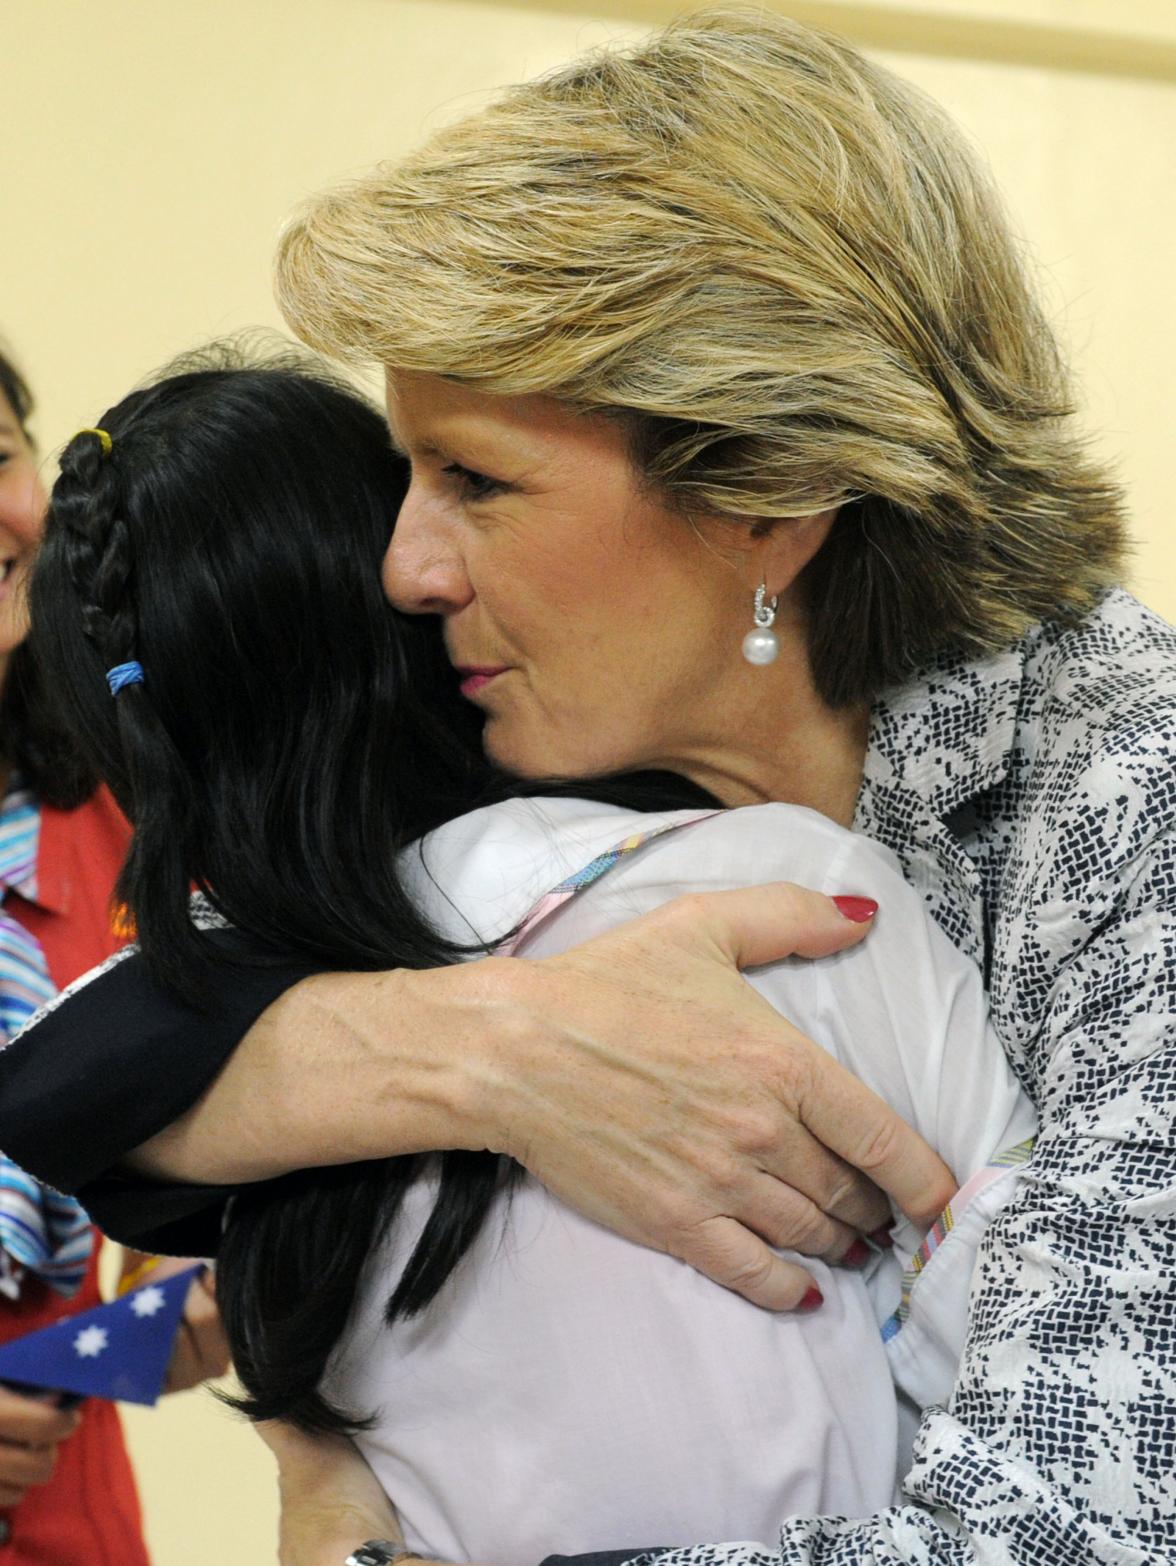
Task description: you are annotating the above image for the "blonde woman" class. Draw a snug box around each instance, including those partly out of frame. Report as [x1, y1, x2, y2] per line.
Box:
[1, 12, 1172, 1566]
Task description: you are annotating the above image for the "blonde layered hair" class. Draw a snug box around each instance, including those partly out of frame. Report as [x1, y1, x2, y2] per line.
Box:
[276, 7, 1125, 706]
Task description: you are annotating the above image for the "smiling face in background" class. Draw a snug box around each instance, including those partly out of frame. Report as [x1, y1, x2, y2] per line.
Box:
[382, 372, 839, 804]
[0, 394, 45, 673]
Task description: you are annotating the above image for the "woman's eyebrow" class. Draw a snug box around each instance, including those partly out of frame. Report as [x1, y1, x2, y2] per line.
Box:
[388, 431, 457, 463]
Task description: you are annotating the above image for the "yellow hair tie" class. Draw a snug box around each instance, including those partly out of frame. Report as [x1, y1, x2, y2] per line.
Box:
[117, 1254, 162, 1297]
[76, 426, 113, 456]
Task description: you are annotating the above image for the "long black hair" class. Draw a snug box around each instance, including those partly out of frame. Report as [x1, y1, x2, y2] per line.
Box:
[32, 346, 714, 1432]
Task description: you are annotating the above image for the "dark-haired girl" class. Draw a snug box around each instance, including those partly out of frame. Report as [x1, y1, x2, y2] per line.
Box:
[28, 356, 1035, 1563]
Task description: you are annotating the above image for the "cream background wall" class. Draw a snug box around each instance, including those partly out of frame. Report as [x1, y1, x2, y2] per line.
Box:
[6, 2, 1175, 1561]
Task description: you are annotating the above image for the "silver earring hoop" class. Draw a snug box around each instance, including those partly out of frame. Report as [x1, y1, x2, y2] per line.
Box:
[742, 583, 780, 666]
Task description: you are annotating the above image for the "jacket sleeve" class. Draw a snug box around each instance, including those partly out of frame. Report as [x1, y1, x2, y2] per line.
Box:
[0, 932, 320, 1251]
[545, 818, 1176, 1566]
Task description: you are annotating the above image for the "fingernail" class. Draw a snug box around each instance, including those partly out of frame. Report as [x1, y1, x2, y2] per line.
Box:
[841, 1238, 870, 1269]
[832, 896, 879, 923]
[868, 1225, 895, 1249]
[797, 1286, 824, 1312]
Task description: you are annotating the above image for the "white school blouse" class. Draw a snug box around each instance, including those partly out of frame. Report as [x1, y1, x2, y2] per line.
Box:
[322, 798, 1036, 1566]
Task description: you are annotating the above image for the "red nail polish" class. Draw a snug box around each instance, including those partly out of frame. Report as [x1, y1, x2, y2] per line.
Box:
[868, 1225, 895, 1249]
[797, 1286, 824, 1312]
[832, 896, 879, 923]
[841, 1238, 870, 1269]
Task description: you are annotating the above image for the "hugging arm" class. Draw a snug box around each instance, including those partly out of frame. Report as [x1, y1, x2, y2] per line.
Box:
[0, 885, 952, 1303]
[0, 932, 320, 1255]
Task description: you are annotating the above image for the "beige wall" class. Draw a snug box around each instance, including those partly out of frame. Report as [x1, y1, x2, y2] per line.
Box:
[7, 0, 1176, 626]
[9, 2, 1176, 1561]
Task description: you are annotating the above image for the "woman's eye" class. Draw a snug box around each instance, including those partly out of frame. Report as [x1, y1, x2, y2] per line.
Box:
[442, 462, 505, 501]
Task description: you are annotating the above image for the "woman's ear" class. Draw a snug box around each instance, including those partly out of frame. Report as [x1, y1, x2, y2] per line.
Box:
[748, 506, 840, 597]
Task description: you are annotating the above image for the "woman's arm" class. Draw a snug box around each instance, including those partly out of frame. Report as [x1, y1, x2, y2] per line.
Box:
[255, 1422, 408, 1566]
[0, 885, 954, 1304]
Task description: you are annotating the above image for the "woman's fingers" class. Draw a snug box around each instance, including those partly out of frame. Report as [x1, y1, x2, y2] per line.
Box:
[478, 880, 956, 1308]
[785, 1042, 958, 1227]
[667, 882, 880, 966]
[741, 1170, 863, 1263]
[674, 1215, 821, 1312]
[656, 883, 958, 1225]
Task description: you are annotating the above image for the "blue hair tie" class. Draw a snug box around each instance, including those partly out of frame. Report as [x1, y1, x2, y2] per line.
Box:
[106, 660, 145, 695]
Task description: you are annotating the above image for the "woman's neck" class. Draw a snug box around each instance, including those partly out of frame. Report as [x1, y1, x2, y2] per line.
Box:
[681, 709, 869, 825]
[664, 630, 871, 826]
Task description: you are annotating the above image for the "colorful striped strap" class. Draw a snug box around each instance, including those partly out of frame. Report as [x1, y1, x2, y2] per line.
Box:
[881, 1135, 1035, 1342]
[498, 811, 721, 956]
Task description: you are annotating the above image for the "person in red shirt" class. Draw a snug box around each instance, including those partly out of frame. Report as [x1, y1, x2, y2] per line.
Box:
[0, 343, 226, 1563]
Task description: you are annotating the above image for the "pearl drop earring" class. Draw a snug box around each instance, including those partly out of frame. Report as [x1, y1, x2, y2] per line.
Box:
[742, 582, 780, 665]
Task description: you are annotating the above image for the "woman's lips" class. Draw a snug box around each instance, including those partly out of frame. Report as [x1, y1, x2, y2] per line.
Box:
[457, 666, 508, 699]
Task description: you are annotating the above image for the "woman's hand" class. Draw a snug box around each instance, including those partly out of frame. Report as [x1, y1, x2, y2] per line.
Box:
[136, 882, 955, 1312]
[460, 883, 957, 1310]
[0, 1386, 80, 1508]
[256, 1421, 403, 1566]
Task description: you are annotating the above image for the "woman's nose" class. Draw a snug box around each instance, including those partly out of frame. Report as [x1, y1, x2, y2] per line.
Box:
[381, 487, 473, 616]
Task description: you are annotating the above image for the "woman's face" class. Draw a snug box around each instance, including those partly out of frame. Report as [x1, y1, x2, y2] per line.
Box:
[383, 372, 788, 786]
[0, 395, 45, 661]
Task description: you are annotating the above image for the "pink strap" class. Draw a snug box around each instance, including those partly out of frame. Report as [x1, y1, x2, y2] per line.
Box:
[882, 1135, 1035, 1341]
[498, 811, 721, 956]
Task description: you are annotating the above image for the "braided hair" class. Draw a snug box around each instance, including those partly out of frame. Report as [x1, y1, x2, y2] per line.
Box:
[33, 345, 715, 1432]
[50, 423, 201, 965]
[38, 352, 497, 1003]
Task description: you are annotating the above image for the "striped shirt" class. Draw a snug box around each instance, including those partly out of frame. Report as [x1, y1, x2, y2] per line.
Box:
[0, 787, 91, 1297]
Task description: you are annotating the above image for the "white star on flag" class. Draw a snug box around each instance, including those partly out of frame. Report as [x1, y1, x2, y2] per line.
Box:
[0, 1261, 203, 1406]
[74, 1325, 109, 1359]
[129, 1285, 167, 1319]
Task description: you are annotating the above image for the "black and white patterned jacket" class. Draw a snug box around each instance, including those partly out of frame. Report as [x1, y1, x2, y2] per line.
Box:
[644, 588, 1176, 1566]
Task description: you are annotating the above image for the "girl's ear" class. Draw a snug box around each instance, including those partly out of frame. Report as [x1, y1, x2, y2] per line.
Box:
[747, 506, 841, 598]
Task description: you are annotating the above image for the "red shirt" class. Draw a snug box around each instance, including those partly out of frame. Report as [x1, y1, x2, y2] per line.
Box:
[0, 789, 150, 1566]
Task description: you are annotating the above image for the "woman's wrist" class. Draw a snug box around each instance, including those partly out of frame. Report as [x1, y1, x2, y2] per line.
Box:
[260, 1423, 402, 1566]
[132, 963, 503, 1184]
[397, 956, 544, 1161]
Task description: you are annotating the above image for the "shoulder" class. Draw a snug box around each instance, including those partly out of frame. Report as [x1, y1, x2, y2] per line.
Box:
[581, 801, 933, 928]
[1022, 590, 1176, 756]
[1013, 591, 1176, 867]
[404, 795, 707, 943]
[407, 796, 925, 945]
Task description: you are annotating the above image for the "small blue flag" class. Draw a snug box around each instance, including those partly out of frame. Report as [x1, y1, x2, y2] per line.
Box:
[0, 1263, 202, 1406]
